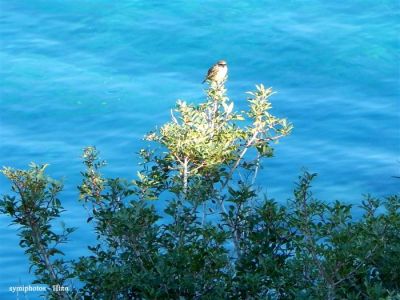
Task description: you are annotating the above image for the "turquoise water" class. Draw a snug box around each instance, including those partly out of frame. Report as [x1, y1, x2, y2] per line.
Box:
[0, 0, 399, 297]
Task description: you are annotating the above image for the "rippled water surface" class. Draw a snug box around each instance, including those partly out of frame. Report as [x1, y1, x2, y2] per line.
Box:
[0, 0, 399, 297]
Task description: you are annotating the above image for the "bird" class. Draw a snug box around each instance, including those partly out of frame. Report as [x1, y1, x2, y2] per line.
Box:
[202, 60, 228, 84]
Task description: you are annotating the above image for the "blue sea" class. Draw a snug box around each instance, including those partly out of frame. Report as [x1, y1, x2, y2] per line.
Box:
[0, 0, 399, 298]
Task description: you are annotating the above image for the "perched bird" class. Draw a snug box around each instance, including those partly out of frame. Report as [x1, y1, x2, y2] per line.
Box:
[202, 60, 228, 84]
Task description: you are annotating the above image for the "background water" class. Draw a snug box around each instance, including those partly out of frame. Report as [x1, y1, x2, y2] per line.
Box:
[0, 0, 399, 297]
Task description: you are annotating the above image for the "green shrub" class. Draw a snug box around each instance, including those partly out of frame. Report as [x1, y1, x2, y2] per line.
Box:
[1, 80, 398, 299]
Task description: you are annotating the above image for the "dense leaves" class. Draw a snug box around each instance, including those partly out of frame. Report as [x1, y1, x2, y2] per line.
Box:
[1, 80, 399, 299]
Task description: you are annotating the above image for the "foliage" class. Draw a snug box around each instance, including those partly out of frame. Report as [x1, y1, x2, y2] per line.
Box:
[0, 164, 75, 300]
[1, 80, 399, 299]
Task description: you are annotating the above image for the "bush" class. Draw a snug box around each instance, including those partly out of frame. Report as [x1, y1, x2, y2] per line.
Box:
[1, 80, 399, 299]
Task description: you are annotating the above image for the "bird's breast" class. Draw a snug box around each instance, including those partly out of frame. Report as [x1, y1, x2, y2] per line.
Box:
[216, 66, 228, 82]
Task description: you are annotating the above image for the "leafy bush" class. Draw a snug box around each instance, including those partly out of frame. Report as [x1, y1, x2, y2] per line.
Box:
[1, 80, 399, 299]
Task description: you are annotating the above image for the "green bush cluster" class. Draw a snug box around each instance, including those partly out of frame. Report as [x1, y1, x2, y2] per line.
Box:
[1, 81, 399, 299]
